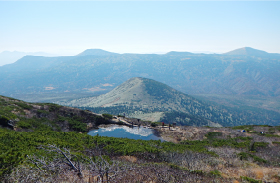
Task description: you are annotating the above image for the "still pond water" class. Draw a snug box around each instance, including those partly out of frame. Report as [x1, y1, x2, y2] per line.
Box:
[88, 125, 164, 141]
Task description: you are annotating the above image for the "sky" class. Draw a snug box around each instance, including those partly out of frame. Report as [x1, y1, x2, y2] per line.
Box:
[0, 1, 280, 56]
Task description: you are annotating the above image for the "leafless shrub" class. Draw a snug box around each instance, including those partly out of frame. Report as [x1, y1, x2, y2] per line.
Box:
[3, 145, 133, 183]
[4, 165, 55, 183]
[110, 162, 234, 183]
[254, 145, 280, 166]
[208, 147, 241, 168]
[158, 150, 215, 171]
[27, 145, 83, 178]
[87, 154, 132, 182]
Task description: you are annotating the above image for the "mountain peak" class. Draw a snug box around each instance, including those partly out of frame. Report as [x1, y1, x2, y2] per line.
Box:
[165, 51, 194, 56]
[64, 77, 184, 109]
[77, 49, 118, 56]
[224, 47, 269, 56]
[61, 77, 225, 126]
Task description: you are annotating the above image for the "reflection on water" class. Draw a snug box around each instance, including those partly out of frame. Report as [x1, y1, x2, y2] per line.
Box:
[88, 125, 164, 141]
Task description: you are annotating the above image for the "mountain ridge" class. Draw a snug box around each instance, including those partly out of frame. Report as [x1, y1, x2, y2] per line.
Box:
[0, 47, 280, 97]
[0, 51, 56, 66]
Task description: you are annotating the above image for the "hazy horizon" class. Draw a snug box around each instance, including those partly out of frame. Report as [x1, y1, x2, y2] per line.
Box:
[0, 46, 278, 66]
[1, 1, 279, 56]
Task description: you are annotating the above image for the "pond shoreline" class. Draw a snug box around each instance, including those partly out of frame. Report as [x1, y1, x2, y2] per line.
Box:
[88, 124, 165, 141]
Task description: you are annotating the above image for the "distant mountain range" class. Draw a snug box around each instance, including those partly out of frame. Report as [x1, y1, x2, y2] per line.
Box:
[0, 51, 56, 66]
[58, 77, 280, 127]
[0, 47, 279, 97]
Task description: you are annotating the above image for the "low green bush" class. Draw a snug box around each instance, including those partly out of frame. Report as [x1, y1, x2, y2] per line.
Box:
[241, 176, 262, 183]
[0, 130, 225, 178]
[102, 113, 113, 119]
[48, 103, 61, 112]
[17, 121, 32, 129]
[14, 102, 32, 110]
[254, 142, 269, 148]
[238, 152, 267, 164]
[231, 125, 254, 132]
[265, 134, 280, 138]
[68, 116, 87, 132]
[151, 122, 158, 127]
[205, 132, 222, 140]
[209, 170, 221, 177]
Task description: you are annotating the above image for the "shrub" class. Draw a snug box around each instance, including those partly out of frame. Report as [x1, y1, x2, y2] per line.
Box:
[102, 113, 113, 119]
[69, 117, 87, 132]
[17, 121, 32, 129]
[0, 116, 10, 126]
[14, 102, 32, 110]
[231, 125, 254, 132]
[238, 152, 249, 160]
[151, 122, 158, 127]
[254, 142, 269, 148]
[48, 104, 61, 112]
[238, 152, 267, 164]
[205, 132, 222, 140]
[265, 134, 280, 138]
[209, 170, 221, 177]
[241, 176, 262, 183]
[272, 141, 280, 145]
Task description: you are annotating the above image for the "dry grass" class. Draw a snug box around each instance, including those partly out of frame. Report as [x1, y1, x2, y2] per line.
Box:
[118, 155, 138, 163]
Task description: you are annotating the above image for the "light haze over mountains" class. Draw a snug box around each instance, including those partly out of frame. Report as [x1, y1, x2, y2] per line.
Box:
[0, 47, 279, 98]
[0, 47, 279, 127]
[0, 51, 56, 66]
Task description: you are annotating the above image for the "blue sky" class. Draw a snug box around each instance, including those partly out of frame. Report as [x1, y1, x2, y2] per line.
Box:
[0, 1, 279, 55]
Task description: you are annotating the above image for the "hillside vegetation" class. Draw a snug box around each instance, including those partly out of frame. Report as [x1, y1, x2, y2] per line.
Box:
[0, 95, 280, 182]
[0, 95, 113, 132]
[1, 124, 280, 182]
